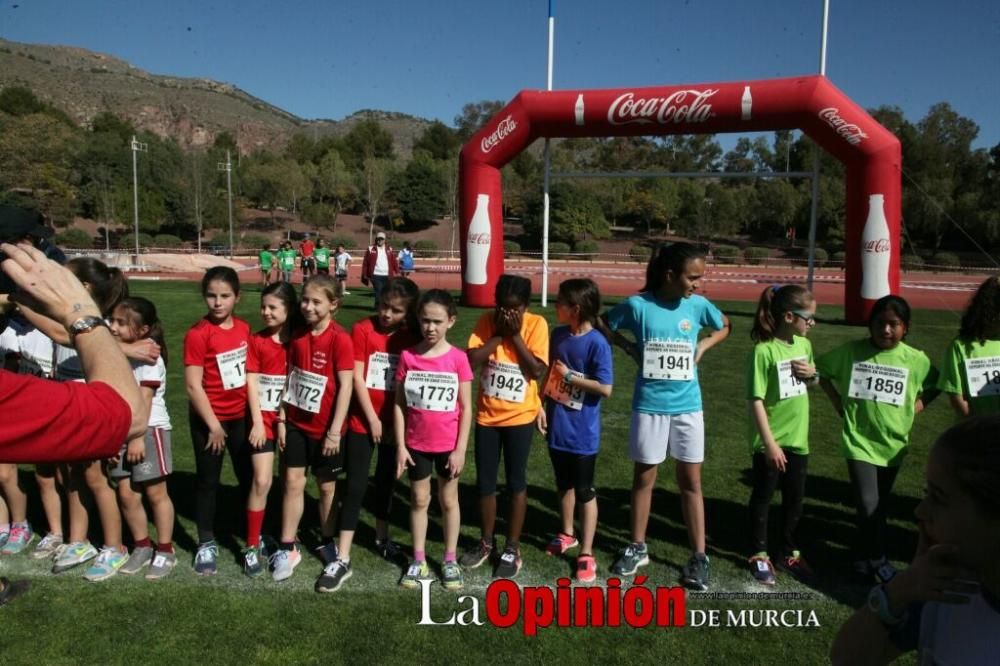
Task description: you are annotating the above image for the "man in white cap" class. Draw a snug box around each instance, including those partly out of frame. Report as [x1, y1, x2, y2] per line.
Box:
[360, 231, 398, 306]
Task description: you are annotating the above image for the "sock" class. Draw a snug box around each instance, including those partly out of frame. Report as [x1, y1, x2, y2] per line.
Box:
[0, 523, 9, 536]
[156, 542, 174, 553]
[341, 557, 350, 565]
[444, 551, 456, 563]
[280, 541, 295, 551]
[12, 521, 29, 530]
[414, 550, 425, 563]
[246, 509, 265, 547]
[695, 552, 708, 561]
[635, 541, 646, 550]
[134, 537, 152, 549]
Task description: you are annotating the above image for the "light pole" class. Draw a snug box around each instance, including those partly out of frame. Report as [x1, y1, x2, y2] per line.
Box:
[218, 150, 234, 259]
[130, 135, 148, 270]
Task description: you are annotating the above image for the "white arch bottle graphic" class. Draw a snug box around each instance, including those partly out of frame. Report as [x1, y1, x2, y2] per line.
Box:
[465, 194, 491, 285]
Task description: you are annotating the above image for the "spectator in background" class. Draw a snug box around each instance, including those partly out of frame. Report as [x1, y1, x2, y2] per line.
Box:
[398, 241, 415, 278]
[300, 234, 316, 281]
[333, 244, 352, 298]
[361, 232, 398, 307]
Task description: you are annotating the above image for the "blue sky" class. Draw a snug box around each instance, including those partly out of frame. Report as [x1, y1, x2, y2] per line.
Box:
[1, 0, 997, 149]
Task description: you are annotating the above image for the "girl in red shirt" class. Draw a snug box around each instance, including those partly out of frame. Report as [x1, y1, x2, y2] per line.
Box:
[243, 282, 301, 578]
[184, 267, 252, 576]
[314, 277, 420, 593]
[273, 275, 354, 583]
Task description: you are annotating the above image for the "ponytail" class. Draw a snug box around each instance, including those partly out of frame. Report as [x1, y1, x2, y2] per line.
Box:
[750, 284, 813, 343]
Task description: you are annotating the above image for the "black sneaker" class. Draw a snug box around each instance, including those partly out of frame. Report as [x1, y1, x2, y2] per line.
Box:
[610, 543, 650, 576]
[315, 541, 339, 566]
[459, 538, 495, 569]
[493, 546, 522, 579]
[315, 559, 352, 593]
[375, 538, 405, 565]
[680, 553, 711, 591]
[242, 545, 264, 578]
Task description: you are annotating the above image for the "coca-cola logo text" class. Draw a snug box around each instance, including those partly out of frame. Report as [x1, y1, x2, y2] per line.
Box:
[819, 107, 869, 146]
[468, 232, 491, 245]
[862, 238, 890, 253]
[607, 90, 717, 126]
[480, 116, 518, 154]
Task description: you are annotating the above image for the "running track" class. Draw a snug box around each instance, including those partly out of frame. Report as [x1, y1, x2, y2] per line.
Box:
[132, 260, 991, 311]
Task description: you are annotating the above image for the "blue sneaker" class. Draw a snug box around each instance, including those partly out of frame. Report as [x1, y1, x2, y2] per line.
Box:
[610, 543, 649, 576]
[83, 546, 130, 582]
[0, 524, 33, 555]
[194, 541, 219, 576]
[52, 541, 98, 574]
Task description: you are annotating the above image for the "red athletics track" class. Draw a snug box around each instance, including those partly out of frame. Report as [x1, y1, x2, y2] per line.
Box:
[131, 260, 990, 311]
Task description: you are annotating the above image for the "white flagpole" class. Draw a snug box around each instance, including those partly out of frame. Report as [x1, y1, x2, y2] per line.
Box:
[806, 0, 830, 291]
[541, 0, 555, 307]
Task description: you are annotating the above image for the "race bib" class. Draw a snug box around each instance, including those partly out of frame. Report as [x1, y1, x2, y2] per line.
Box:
[964, 356, 1000, 398]
[544, 370, 585, 411]
[642, 341, 694, 381]
[284, 367, 327, 414]
[481, 360, 527, 402]
[216, 346, 248, 390]
[404, 371, 459, 412]
[848, 362, 909, 406]
[257, 374, 286, 412]
[777, 357, 808, 400]
[365, 352, 399, 391]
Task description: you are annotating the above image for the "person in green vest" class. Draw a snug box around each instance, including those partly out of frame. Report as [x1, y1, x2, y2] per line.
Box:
[278, 241, 296, 283]
[938, 275, 1000, 418]
[259, 244, 275, 287]
[314, 238, 331, 276]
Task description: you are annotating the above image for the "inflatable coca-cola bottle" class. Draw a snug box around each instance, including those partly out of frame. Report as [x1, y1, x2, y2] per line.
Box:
[860, 194, 891, 300]
[465, 194, 491, 285]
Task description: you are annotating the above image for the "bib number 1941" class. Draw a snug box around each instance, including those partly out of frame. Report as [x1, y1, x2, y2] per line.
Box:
[643, 341, 694, 381]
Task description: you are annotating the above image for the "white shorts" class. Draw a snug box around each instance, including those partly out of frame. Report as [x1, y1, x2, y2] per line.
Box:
[628, 411, 705, 465]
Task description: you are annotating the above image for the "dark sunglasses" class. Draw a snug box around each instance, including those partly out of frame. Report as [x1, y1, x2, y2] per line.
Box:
[790, 310, 816, 325]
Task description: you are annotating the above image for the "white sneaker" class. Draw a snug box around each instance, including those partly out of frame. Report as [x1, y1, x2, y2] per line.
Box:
[271, 547, 302, 582]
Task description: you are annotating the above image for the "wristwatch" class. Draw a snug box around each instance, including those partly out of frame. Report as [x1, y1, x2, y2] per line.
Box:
[68, 315, 109, 340]
[866, 584, 907, 626]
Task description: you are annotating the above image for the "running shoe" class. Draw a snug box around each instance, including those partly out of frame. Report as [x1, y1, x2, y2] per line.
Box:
[576, 555, 598, 584]
[493, 546, 522, 579]
[777, 550, 815, 583]
[749, 553, 776, 586]
[459, 538, 495, 569]
[315, 559, 352, 593]
[0, 531, 8, 550]
[0, 524, 33, 555]
[84, 546, 130, 582]
[31, 532, 64, 560]
[271, 547, 302, 582]
[375, 538, 405, 565]
[441, 561, 464, 591]
[315, 541, 339, 566]
[546, 532, 579, 557]
[610, 543, 649, 576]
[243, 545, 264, 578]
[119, 546, 154, 575]
[193, 541, 219, 576]
[680, 553, 711, 592]
[399, 560, 431, 589]
[52, 541, 98, 574]
[146, 551, 177, 580]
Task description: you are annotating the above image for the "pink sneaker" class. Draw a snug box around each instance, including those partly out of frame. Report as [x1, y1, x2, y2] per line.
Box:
[575, 555, 597, 584]
[545, 532, 579, 557]
[0, 524, 33, 555]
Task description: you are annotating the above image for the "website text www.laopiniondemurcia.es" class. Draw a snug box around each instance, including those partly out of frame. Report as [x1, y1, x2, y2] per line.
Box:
[416, 576, 821, 635]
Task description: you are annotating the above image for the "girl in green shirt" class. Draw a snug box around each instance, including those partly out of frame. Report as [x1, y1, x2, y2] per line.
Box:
[938, 275, 1000, 418]
[817, 295, 939, 584]
[745, 285, 819, 586]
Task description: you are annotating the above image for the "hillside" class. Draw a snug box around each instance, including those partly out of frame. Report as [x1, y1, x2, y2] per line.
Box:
[0, 38, 433, 156]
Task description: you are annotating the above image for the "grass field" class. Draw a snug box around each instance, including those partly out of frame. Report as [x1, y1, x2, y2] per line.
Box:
[0, 279, 957, 664]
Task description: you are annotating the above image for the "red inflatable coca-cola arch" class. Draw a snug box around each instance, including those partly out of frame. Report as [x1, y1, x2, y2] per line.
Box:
[459, 75, 900, 324]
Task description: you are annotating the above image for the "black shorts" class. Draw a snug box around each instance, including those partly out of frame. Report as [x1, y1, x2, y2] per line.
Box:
[549, 448, 598, 496]
[317, 266, 330, 275]
[302, 257, 315, 270]
[252, 439, 276, 455]
[283, 423, 343, 476]
[408, 448, 451, 482]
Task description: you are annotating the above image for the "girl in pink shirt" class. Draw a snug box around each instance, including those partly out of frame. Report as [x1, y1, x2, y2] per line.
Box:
[394, 289, 473, 591]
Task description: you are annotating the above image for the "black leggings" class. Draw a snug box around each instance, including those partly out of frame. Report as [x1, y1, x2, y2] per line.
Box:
[847, 460, 901, 561]
[338, 430, 397, 531]
[474, 423, 534, 496]
[748, 451, 808, 555]
[190, 409, 251, 543]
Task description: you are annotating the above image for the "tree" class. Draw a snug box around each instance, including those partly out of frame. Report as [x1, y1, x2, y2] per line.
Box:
[454, 100, 505, 141]
[310, 149, 358, 233]
[413, 121, 461, 160]
[0, 85, 46, 116]
[341, 119, 394, 170]
[525, 182, 610, 243]
[360, 157, 394, 243]
[388, 152, 446, 225]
